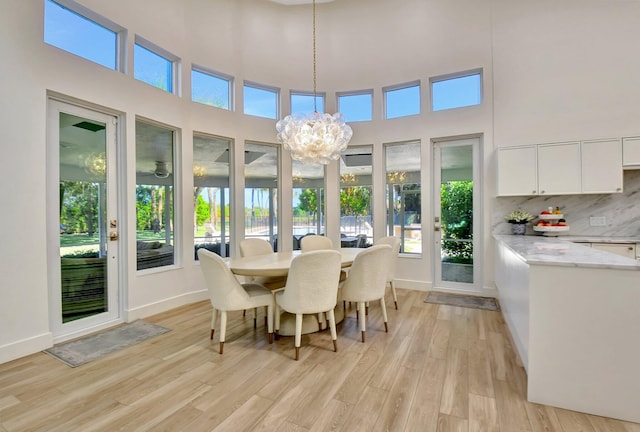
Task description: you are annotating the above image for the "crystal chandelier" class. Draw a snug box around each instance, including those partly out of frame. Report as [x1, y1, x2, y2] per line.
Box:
[276, 0, 352, 165]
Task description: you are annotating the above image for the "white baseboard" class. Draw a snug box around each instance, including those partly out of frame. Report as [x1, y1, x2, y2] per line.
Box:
[0, 332, 53, 365]
[126, 289, 209, 321]
[396, 279, 432, 291]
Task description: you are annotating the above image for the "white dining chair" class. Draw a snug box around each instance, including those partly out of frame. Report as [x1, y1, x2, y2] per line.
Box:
[376, 236, 401, 309]
[197, 248, 274, 354]
[239, 238, 287, 291]
[300, 234, 333, 252]
[340, 244, 393, 343]
[274, 250, 342, 360]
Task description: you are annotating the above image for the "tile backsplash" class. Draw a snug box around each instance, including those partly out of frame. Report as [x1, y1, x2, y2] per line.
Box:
[493, 170, 640, 237]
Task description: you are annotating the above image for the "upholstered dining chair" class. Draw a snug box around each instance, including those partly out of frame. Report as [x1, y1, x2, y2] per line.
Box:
[197, 248, 274, 354]
[299, 234, 345, 324]
[375, 236, 401, 309]
[274, 250, 342, 360]
[239, 238, 287, 290]
[340, 244, 393, 343]
[300, 234, 333, 252]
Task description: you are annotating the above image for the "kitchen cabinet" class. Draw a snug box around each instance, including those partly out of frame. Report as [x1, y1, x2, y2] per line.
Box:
[622, 136, 640, 168]
[497, 139, 624, 196]
[496, 146, 537, 196]
[495, 235, 640, 423]
[581, 139, 622, 193]
[591, 242, 636, 260]
[537, 142, 581, 195]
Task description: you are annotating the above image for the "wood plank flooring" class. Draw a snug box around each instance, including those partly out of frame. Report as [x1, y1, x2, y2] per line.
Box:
[1, 289, 639, 431]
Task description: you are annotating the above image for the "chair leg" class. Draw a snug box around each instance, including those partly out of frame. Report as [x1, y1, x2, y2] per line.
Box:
[380, 297, 388, 333]
[294, 314, 303, 361]
[253, 307, 258, 329]
[219, 310, 227, 354]
[359, 302, 366, 343]
[365, 301, 369, 316]
[267, 304, 274, 344]
[210, 308, 217, 340]
[327, 308, 338, 352]
[390, 281, 398, 310]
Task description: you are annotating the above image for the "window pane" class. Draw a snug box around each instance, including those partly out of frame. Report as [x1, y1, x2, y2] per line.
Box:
[59, 112, 108, 322]
[432, 73, 481, 111]
[44, 0, 117, 69]
[194, 135, 231, 260]
[243, 85, 278, 119]
[385, 84, 420, 119]
[293, 160, 324, 250]
[338, 93, 373, 122]
[291, 93, 324, 116]
[135, 120, 175, 270]
[134, 43, 173, 92]
[386, 142, 421, 254]
[191, 69, 230, 110]
[339, 146, 373, 248]
[244, 143, 279, 249]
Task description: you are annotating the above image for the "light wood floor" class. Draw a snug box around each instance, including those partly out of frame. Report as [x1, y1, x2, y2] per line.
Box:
[1, 289, 639, 432]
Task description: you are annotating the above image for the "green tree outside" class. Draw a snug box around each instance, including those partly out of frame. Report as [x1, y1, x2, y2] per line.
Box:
[440, 180, 473, 263]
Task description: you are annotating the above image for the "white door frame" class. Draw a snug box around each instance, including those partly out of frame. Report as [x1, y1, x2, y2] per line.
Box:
[47, 99, 123, 342]
[432, 135, 483, 293]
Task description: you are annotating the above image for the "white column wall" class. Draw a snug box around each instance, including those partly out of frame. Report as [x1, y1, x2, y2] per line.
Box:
[1, 0, 637, 363]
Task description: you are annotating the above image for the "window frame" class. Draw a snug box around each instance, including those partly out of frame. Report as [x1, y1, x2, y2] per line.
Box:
[382, 80, 421, 120]
[243, 80, 280, 120]
[193, 132, 233, 259]
[44, 0, 127, 72]
[134, 117, 181, 271]
[191, 64, 234, 111]
[384, 140, 422, 255]
[336, 89, 374, 122]
[430, 68, 483, 112]
[134, 35, 181, 95]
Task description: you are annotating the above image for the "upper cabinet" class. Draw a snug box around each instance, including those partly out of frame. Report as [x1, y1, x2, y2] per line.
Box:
[581, 139, 622, 193]
[623, 137, 640, 168]
[496, 146, 538, 196]
[538, 142, 581, 195]
[497, 139, 623, 196]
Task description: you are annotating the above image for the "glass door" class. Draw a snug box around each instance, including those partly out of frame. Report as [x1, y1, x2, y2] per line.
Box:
[48, 100, 120, 340]
[433, 137, 480, 290]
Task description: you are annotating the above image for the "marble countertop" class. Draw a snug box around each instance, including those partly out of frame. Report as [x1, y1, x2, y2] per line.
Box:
[494, 234, 640, 270]
[557, 235, 640, 244]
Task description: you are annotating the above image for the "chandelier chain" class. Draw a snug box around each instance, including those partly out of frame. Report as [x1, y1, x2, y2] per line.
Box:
[312, 0, 317, 113]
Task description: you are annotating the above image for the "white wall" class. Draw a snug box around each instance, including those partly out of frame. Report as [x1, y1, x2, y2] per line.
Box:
[1, 0, 637, 363]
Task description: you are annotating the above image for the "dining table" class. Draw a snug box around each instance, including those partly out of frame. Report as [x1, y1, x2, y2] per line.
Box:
[227, 247, 366, 336]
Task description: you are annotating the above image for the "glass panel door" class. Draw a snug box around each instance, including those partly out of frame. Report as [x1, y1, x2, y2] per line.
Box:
[49, 100, 120, 339]
[433, 138, 480, 290]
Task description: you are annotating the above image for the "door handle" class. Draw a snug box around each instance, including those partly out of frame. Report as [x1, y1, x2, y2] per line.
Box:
[109, 231, 119, 241]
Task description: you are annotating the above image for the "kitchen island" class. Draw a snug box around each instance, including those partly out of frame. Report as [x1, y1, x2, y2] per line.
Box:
[494, 234, 640, 423]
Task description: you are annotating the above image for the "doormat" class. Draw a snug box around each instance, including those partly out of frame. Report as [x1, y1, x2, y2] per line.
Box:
[44, 320, 171, 367]
[424, 291, 500, 311]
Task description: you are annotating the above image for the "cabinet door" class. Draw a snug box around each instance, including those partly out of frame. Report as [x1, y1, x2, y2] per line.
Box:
[623, 136, 640, 168]
[591, 243, 636, 260]
[581, 139, 622, 193]
[497, 146, 537, 196]
[537, 142, 581, 195]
